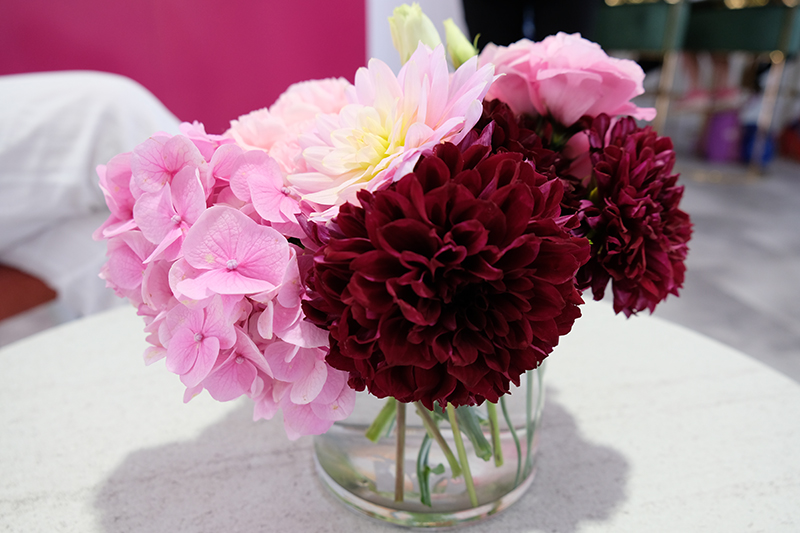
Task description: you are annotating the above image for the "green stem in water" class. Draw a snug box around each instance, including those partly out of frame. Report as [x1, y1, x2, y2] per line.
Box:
[487, 402, 503, 467]
[414, 402, 461, 477]
[365, 397, 396, 443]
[500, 396, 522, 488]
[446, 403, 479, 508]
[416, 433, 435, 507]
[523, 366, 546, 478]
[395, 401, 406, 503]
[525, 371, 534, 478]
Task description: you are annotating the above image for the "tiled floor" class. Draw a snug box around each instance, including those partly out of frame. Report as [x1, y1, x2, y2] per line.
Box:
[2, 138, 799, 384]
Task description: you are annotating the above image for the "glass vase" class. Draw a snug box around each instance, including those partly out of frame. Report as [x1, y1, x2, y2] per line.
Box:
[314, 367, 545, 528]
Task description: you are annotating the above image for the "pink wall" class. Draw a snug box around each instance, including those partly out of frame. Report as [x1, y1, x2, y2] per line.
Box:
[1, 0, 367, 133]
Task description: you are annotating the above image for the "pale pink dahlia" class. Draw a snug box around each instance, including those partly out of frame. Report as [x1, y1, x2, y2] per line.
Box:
[288, 43, 496, 220]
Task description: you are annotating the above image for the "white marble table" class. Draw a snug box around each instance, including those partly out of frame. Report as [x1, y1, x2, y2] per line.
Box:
[1, 301, 799, 532]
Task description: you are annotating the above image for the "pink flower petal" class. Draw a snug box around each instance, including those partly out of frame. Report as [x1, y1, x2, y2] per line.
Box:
[276, 317, 329, 349]
[204, 352, 258, 402]
[245, 153, 300, 224]
[98, 152, 135, 218]
[290, 359, 327, 405]
[179, 335, 221, 387]
[134, 185, 176, 245]
[252, 376, 281, 421]
[166, 327, 206, 375]
[311, 367, 346, 405]
[280, 401, 334, 440]
[200, 296, 237, 350]
[181, 206, 290, 286]
[481, 33, 655, 127]
[310, 374, 356, 422]
[183, 384, 204, 403]
[171, 166, 207, 225]
[264, 343, 317, 383]
[132, 135, 207, 193]
[168, 258, 206, 305]
[210, 143, 245, 183]
[177, 269, 278, 300]
[142, 259, 173, 311]
[105, 231, 155, 290]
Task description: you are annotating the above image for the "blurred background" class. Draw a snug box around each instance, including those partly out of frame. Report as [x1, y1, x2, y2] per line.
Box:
[1, 0, 798, 382]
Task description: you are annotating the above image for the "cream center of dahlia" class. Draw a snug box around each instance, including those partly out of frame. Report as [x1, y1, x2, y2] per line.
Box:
[324, 105, 406, 184]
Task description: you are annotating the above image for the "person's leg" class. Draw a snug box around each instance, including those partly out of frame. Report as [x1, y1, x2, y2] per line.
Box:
[676, 52, 712, 110]
[531, 0, 600, 41]
[710, 52, 740, 106]
[462, 0, 527, 49]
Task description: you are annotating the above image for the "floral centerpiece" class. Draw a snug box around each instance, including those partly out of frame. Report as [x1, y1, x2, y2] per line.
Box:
[95, 3, 691, 528]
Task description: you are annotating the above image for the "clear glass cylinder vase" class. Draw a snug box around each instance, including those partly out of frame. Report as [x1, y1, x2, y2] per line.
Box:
[314, 367, 545, 528]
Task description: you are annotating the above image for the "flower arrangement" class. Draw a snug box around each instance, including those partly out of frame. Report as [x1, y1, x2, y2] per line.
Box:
[96, 2, 691, 522]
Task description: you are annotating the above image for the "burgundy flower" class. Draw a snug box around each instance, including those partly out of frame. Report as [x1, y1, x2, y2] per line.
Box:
[575, 115, 693, 316]
[469, 99, 569, 179]
[304, 142, 590, 409]
[469, 100, 594, 211]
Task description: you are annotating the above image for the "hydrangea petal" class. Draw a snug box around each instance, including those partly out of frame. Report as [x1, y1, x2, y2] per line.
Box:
[132, 135, 207, 193]
[280, 402, 334, 440]
[310, 373, 356, 422]
[290, 359, 327, 405]
[204, 352, 258, 401]
[181, 206, 289, 286]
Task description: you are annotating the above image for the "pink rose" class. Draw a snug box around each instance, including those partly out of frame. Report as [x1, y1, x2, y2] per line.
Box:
[270, 77, 352, 134]
[226, 78, 352, 174]
[480, 33, 656, 127]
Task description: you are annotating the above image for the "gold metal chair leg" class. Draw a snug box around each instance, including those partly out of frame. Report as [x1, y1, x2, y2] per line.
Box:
[748, 51, 786, 176]
[654, 50, 680, 134]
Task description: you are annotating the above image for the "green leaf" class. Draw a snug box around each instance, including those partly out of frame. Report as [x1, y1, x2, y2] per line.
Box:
[415, 402, 461, 477]
[455, 405, 492, 461]
[416, 433, 434, 507]
[487, 401, 504, 467]
[365, 397, 397, 443]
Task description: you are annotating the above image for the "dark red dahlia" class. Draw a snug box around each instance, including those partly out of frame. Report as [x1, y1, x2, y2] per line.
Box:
[469, 100, 593, 211]
[303, 142, 590, 409]
[471, 99, 563, 178]
[575, 115, 693, 317]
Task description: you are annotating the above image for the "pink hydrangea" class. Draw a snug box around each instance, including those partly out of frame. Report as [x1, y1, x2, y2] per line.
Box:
[96, 122, 356, 440]
[480, 33, 656, 128]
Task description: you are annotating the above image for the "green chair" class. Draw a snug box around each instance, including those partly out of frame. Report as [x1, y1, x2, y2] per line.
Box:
[684, 3, 800, 169]
[594, 0, 691, 133]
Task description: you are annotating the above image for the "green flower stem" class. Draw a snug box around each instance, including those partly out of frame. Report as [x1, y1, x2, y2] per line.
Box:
[523, 367, 546, 478]
[534, 364, 546, 440]
[446, 403, 479, 508]
[365, 397, 396, 443]
[487, 402, 503, 467]
[500, 396, 522, 488]
[416, 433, 435, 507]
[525, 371, 534, 477]
[414, 402, 461, 477]
[395, 401, 406, 503]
